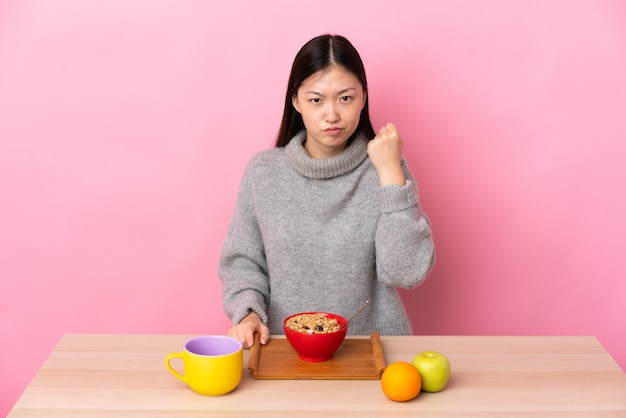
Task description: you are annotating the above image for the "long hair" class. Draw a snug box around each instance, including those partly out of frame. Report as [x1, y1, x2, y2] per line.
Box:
[274, 34, 376, 147]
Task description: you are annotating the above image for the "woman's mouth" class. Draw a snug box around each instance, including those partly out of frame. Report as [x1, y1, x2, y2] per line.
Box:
[325, 127, 342, 135]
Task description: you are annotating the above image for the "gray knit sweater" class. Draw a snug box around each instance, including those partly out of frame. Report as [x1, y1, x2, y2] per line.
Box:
[218, 131, 435, 335]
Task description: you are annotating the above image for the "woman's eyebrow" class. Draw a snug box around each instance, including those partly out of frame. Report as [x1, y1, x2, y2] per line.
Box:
[304, 87, 357, 96]
[337, 87, 357, 94]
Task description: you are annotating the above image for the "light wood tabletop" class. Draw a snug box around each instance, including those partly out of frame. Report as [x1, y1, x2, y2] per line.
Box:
[8, 334, 626, 417]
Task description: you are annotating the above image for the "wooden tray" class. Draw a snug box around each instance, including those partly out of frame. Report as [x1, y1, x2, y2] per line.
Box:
[248, 332, 386, 380]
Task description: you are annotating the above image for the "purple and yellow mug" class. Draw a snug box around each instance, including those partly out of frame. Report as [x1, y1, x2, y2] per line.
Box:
[165, 335, 243, 396]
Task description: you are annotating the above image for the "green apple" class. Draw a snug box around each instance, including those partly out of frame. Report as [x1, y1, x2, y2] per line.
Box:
[411, 351, 450, 392]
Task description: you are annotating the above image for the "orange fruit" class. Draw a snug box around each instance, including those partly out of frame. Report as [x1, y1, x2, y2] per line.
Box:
[381, 361, 422, 402]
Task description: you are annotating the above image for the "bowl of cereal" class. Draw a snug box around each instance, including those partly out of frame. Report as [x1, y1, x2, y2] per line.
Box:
[283, 312, 348, 362]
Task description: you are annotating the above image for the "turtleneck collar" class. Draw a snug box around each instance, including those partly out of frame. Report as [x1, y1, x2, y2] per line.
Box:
[285, 130, 369, 179]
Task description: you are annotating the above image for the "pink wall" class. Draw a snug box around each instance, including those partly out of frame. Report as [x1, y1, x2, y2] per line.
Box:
[1, 0, 625, 414]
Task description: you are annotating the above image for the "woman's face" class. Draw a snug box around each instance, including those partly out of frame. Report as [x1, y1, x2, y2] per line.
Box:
[292, 65, 366, 159]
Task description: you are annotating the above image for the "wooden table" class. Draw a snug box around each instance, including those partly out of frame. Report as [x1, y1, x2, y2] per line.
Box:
[8, 334, 626, 417]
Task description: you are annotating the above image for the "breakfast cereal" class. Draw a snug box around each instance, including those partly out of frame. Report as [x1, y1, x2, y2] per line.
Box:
[285, 313, 340, 334]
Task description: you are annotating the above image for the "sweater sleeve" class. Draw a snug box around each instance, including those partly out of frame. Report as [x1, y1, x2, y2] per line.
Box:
[374, 159, 435, 288]
[217, 162, 270, 326]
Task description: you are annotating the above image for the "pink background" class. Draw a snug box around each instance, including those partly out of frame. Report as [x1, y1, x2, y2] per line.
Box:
[1, 0, 625, 414]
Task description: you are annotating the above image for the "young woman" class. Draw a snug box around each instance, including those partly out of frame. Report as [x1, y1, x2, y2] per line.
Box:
[218, 34, 435, 348]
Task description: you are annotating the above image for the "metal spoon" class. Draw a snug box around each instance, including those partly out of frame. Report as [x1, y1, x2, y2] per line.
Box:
[340, 299, 371, 330]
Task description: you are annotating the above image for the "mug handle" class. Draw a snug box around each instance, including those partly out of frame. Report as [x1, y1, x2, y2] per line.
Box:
[165, 352, 187, 384]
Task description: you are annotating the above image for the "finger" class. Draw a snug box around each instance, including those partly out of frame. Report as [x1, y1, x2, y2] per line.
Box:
[228, 327, 247, 348]
[244, 328, 256, 348]
[227, 327, 238, 341]
[260, 325, 270, 345]
[385, 122, 397, 133]
[378, 124, 389, 138]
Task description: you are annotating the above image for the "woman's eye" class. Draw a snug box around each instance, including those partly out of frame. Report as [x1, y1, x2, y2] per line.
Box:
[310, 98, 321, 104]
[340, 96, 352, 102]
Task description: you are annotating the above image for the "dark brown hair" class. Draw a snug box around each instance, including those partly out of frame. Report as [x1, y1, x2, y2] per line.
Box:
[274, 34, 376, 147]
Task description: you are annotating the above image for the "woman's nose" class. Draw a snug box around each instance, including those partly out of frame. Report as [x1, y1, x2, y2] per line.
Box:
[325, 104, 339, 122]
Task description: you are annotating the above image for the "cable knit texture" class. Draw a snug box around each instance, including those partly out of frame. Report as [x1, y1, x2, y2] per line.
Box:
[218, 131, 435, 335]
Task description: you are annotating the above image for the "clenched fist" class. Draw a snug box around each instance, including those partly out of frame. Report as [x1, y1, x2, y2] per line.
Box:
[367, 122, 406, 186]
